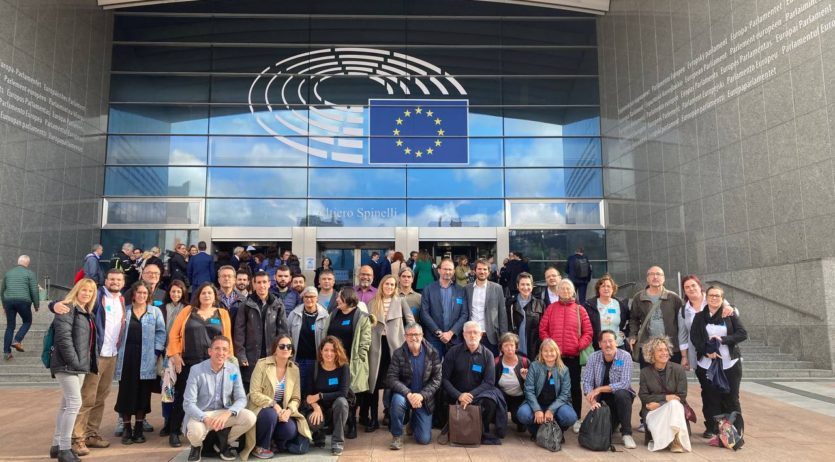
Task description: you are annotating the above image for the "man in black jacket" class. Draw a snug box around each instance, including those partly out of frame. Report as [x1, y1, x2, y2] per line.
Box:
[386, 323, 442, 450]
[233, 271, 289, 390]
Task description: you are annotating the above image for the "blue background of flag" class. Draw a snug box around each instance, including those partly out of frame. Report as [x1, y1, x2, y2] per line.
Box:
[369, 99, 468, 164]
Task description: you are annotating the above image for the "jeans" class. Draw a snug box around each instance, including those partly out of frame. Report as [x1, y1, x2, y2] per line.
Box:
[597, 389, 634, 435]
[296, 359, 316, 397]
[3, 300, 32, 354]
[696, 362, 744, 434]
[170, 363, 194, 435]
[389, 393, 432, 444]
[73, 355, 117, 439]
[427, 336, 450, 358]
[255, 407, 298, 450]
[54, 373, 85, 450]
[516, 402, 577, 435]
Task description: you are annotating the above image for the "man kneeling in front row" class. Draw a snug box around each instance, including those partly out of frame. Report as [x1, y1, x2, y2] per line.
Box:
[386, 323, 443, 449]
[183, 335, 256, 461]
[581, 330, 637, 449]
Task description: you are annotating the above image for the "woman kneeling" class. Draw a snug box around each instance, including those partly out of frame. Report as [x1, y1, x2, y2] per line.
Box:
[516, 339, 577, 442]
[639, 336, 691, 453]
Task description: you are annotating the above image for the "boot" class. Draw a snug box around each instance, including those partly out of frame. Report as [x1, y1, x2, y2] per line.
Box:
[345, 414, 357, 439]
[159, 419, 171, 437]
[121, 422, 133, 445]
[57, 449, 80, 462]
[132, 421, 146, 443]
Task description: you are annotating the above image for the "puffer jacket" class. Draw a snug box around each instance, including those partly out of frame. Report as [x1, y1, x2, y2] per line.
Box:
[1, 265, 39, 306]
[386, 339, 443, 413]
[234, 293, 289, 382]
[538, 300, 593, 357]
[50, 304, 98, 377]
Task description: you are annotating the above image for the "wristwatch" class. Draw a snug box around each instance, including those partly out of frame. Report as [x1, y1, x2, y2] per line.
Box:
[230, 410, 238, 417]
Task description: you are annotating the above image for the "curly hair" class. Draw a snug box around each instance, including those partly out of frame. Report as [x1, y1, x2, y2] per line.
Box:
[642, 336, 674, 364]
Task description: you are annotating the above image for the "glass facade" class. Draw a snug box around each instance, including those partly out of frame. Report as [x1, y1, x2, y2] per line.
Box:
[102, 0, 605, 274]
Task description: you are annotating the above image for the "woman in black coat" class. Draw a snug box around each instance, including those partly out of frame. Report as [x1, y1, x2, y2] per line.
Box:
[49, 278, 99, 462]
[582, 274, 630, 351]
[690, 285, 747, 438]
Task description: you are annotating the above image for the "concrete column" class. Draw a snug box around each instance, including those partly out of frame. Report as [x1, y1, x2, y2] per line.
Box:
[292, 227, 318, 282]
[822, 258, 835, 371]
[395, 227, 419, 256]
[496, 227, 510, 263]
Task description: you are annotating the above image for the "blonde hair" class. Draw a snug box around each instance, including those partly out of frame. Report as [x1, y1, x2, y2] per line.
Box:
[370, 274, 397, 320]
[63, 278, 98, 313]
[642, 336, 674, 364]
[537, 338, 566, 370]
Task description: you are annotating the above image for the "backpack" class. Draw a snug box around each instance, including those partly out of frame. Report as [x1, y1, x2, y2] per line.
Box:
[578, 402, 615, 451]
[573, 256, 591, 279]
[73, 268, 85, 284]
[41, 323, 55, 368]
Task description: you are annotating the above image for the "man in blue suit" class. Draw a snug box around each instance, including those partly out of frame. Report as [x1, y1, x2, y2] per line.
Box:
[187, 241, 216, 287]
[419, 258, 469, 357]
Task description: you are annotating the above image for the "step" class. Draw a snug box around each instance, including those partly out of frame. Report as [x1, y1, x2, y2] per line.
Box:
[742, 346, 782, 354]
[742, 360, 817, 370]
[739, 353, 797, 361]
[0, 372, 56, 383]
[739, 369, 835, 378]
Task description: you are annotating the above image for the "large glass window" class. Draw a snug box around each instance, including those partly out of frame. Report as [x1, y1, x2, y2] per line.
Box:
[309, 199, 406, 226]
[508, 201, 601, 226]
[509, 229, 606, 278]
[308, 168, 405, 198]
[207, 168, 307, 198]
[407, 169, 503, 198]
[505, 168, 602, 198]
[407, 200, 504, 227]
[206, 199, 306, 226]
[107, 136, 208, 165]
[105, 200, 200, 225]
[104, 167, 206, 197]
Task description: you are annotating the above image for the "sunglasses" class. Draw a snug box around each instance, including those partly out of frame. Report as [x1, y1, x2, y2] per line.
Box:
[277, 344, 293, 351]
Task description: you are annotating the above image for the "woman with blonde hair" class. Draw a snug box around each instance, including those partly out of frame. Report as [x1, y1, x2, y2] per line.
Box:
[516, 338, 577, 441]
[638, 336, 691, 452]
[365, 274, 414, 432]
[49, 278, 99, 462]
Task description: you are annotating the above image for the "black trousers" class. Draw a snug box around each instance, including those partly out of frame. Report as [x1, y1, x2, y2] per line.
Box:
[473, 397, 497, 437]
[563, 356, 583, 418]
[696, 362, 744, 434]
[598, 389, 634, 435]
[503, 393, 525, 424]
[169, 363, 194, 436]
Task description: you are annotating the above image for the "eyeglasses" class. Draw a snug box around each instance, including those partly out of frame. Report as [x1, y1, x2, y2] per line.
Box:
[277, 344, 293, 351]
[303, 295, 317, 299]
[405, 333, 422, 338]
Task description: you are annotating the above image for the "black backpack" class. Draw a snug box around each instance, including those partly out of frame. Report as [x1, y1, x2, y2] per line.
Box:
[573, 256, 591, 279]
[578, 402, 615, 451]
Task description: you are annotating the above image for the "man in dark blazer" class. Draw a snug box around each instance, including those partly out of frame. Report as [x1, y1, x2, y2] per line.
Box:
[465, 259, 507, 356]
[419, 258, 469, 357]
[187, 241, 216, 287]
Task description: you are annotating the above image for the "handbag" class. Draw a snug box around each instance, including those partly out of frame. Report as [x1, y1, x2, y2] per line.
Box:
[576, 308, 594, 366]
[654, 372, 697, 423]
[535, 420, 562, 452]
[447, 404, 482, 446]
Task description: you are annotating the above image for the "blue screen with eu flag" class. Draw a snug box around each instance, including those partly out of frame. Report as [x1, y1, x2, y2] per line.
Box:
[369, 99, 469, 164]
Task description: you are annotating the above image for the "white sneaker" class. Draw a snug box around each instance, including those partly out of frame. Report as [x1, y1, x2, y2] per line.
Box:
[622, 435, 637, 449]
[572, 420, 582, 433]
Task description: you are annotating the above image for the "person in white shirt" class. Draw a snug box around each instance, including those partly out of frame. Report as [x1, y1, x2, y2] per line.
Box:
[465, 259, 507, 356]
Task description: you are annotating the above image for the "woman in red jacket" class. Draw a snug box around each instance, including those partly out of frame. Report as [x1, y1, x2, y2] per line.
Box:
[538, 278, 593, 429]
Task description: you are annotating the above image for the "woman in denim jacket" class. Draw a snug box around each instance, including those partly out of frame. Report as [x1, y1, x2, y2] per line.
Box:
[114, 282, 166, 444]
[515, 338, 578, 441]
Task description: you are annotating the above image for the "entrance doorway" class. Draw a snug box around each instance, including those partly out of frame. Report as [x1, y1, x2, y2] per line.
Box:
[316, 241, 394, 288]
[212, 241, 292, 270]
[419, 241, 497, 265]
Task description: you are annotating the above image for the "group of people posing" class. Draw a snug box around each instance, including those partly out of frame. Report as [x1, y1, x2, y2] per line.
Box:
[45, 248, 746, 461]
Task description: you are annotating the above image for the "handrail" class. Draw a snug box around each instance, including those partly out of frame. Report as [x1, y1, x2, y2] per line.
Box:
[705, 279, 823, 321]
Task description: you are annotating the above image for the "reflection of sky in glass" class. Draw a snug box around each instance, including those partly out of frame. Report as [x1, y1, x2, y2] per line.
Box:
[109, 106, 208, 134]
[104, 167, 206, 196]
[407, 169, 502, 198]
[509, 202, 600, 226]
[210, 107, 309, 136]
[107, 201, 200, 225]
[505, 168, 602, 198]
[504, 138, 600, 167]
[209, 136, 307, 166]
[407, 200, 504, 227]
[108, 136, 208, 165]
[206, 199, 306, 226]
[308, 199, 406, 227]
[309, 169, 405, 198]
[207, 168, 306, 197]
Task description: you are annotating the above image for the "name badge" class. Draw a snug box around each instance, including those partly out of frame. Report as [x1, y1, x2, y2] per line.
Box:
[607, 308, 617, 314]
[230, 373, 238, 382]
[328, 377, 339, 386]
[310, 324, 316, 331]
[456, 297, 463, 304]
[209, 318, 221, 324]
[471, 364, 482, 373]
[411, 307, 418, 316]
[549, 377, 555, 385]
[341, 319, 351, 326]
[503, 367, 511, 374]
[615, 359, 624, 367]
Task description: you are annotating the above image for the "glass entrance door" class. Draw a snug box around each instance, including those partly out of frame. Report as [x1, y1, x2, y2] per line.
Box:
[317, 242, 394, 288]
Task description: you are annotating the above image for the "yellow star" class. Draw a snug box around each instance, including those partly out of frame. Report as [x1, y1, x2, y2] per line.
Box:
[396, 118, 403, 125]
[435, 118, 442, 125]
[415, 107, 422, 114]
[434, 139, 442, 147]
[426, 110, 433, 117]
[437, 129, 445, 136]
[404, 110, 411, 117]
[415, 150, 423, 158]
[393, 128, 400, 136]
[395, 139, 403, 146]
[404, 147, 411, 154]
[426, 147, 434, 154]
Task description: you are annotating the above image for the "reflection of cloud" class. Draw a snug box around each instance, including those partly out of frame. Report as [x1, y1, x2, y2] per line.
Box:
[209, 169, 303, 197]
[511, 203, 565, 226]
[208, 199, 305, 227]
[409, 200, 503, 227]
[171, 148, 204, 164]
[310, 170, 404, 198]
[211, 137, 306, 166]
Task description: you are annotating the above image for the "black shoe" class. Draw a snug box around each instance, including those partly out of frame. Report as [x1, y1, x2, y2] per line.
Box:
[481, 436, 502, 445]
[346, 423, 358, 439]
[365, 418, 380, 433]
[49, 445, 60, 459]
[142, 420, 154, 432]
[159, 427, 170, 437]
[213, 442, 236, 461]
[132, 422, 146, 443]
[516, 423, 526, 433]
[57, 450, 80, 462]
[121, 422, 133, 445]
[702, 430, 716, 439]
[169, 433, 182, 448]
[187, 445, 202, 462]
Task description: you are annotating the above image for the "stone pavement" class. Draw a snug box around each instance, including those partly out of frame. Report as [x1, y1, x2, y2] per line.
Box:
[1, 381, 834, 462]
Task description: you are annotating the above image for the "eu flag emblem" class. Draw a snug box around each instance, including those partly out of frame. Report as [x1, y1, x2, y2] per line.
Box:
[369, 99, 468, 164]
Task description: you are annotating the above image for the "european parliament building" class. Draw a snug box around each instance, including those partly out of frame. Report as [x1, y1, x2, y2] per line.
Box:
[2, 0, 835, 372]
